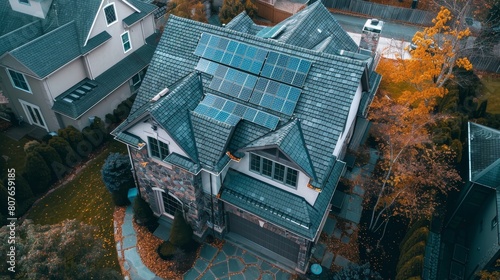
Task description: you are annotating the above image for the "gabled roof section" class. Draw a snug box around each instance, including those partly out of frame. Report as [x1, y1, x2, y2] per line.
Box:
[271, 1, 358, 53]
[191, 111, 235, 170]
[225, 12, 264, 35]
[149, 73, 203, 162]
[241, 119, 316, 180]
[468, 122, 500, 188]
[8, 21, 80, 78]
[0, 21, 43, 56]
[122, 0, 158, 27]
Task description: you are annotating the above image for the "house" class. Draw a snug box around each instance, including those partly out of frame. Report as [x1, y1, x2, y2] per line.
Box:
[112, 1, 381, 273]
[0, 0, 158, 132]
[439, 122, 500, 279]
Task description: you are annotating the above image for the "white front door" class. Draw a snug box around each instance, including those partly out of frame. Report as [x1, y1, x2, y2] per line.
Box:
[19, 99, 48, 131]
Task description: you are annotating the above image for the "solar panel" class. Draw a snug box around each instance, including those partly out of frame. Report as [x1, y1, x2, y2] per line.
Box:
[249, 78, 301, 116]
[193, 94, 279, 130]
[261, 51, 312, 88]
[194, 33, 268, 75]
[208, 64, 258, 101]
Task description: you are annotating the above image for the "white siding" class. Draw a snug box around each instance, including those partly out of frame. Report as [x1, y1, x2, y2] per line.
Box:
[86, 1, 146, 77]
[230, 152, 319, 205]
[127, 121, 190, 159]
[333, 83, 363, 157]
[45, 58, 87, 100]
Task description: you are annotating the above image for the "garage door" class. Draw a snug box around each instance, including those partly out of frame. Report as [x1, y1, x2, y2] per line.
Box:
[228, 213, 300, 263]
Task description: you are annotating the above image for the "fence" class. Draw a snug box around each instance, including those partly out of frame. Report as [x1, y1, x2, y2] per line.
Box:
[469, 56, 500, 73]
[321, 0, 435, 26]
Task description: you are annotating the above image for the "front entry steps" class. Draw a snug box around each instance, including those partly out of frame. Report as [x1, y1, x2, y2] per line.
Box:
[153, 215, 173, 241]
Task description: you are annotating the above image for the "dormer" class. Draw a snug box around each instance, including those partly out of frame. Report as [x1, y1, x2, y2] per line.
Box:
[8, 0, 53, 19]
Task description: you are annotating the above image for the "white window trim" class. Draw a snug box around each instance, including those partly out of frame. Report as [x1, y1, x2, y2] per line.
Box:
[6, 68, 32, 93]
[152, 188, 183, 219]
[147, 136, 170, 160]
[121, 31, 132, 53]
[249, 153, 299, 189]
[103, 3, 118, 27]
[131, 72, 141, 86]
[18, 99, 48, 131]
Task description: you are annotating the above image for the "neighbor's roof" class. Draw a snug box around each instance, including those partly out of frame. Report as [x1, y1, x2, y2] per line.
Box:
[124, 12, 368, 186]
[0, 0, 156, 78]
[468, 122, 500, 188]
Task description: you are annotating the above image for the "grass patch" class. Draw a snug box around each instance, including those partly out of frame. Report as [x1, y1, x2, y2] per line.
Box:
[27, 140, 127, 272]
[479, 74, 500, 114]
[0, 133, 29, 177]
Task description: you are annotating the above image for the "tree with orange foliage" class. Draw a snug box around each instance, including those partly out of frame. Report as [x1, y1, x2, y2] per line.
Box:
[366, 8, 468, 239]
[167, 0, 207, 23]
[219, 0, 258, 25]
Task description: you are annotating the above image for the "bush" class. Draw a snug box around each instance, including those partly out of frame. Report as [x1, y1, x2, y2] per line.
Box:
[23, 152, 51, 195]
[397, 241, 426, 272]
[101, 153, 134, 206]
[24, 140, 41, 153]
[133, 195, 157, 229]
[400, 227, 429, 255]
[33, 144, 64, 182]
[395, 255, 424, 280]
[58, 126, 84, 150]
[157, 241, 177, 260]
[334, 262, 382, 280]
[399, 219, 430, 250]
[48, 136, 80, 166]
[105, 113, 117, 124]
[170, 211, 193, 249]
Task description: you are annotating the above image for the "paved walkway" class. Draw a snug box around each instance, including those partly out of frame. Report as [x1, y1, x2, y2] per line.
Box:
[116, 206, 291, 280]
[116, 206, 162, 280]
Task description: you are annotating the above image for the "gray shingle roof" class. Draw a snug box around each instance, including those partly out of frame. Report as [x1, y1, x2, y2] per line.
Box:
[130, 13, 366, 186]
[221, 159, 345, 239]
[115, 131, 146, 149]
[270, 1, 359, 53]
[123, 0, 158, 27]
[468, 122, 500, 188]
[9, 21, 81, 78]
[0, 0, 156, 75]
[149, 73, 203, 161]
[242, 119, 316, 180]
[52, 41, 156, 118]
[191, 111, 235, 170]
[224, 11, 264, 35]
[164, 153, 201, 174]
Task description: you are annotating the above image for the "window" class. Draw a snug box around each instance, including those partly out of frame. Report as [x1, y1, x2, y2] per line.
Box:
[132, 73, 141, 86]
[18, 0, 30, 5]
[148, 136, 169, 159]
[492, 216, 498, 230]
[249, 153, 298, 188]
[7, 69, 31, 93]
[103, 4, 117, 26]
[121, 31, 131, 53]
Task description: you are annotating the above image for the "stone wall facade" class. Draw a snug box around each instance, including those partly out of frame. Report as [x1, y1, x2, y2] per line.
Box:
[223, 203, 311, 273]
[131, 148, 208, 236]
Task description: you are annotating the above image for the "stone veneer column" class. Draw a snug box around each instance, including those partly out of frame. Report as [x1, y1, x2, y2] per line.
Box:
[130, 148, 207, 236]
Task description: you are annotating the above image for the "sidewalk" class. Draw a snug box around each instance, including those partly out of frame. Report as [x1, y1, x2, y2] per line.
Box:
[116, 206, 162, 280]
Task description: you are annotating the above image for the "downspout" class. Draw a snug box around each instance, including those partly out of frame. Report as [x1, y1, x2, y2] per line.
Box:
[127, 145, 141, 196]
[209, 173, 216, 237]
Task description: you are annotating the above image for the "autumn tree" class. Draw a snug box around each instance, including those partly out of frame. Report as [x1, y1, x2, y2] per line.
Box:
[219, 0, 258, 25]
[0, 219, 121, 279]
[167, 0, 207, 23]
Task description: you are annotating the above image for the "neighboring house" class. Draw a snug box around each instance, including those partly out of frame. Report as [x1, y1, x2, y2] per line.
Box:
[112, 2, 381, 273]
[0, 0, 158, 132]
[440, 123, 500, 279]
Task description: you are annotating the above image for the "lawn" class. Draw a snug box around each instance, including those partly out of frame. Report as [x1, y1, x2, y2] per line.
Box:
[479, 73, 500, 114]
[0, 132, 29, 178]
[27, 140, 128, 272]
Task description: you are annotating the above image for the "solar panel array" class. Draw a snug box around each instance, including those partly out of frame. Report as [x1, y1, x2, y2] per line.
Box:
[194, 94, 280, 130]
[249, 78, 301, 116]
[193, 33, 314, 128]
[260, 51, 311, 88]
[194, 33, 268, 75]
[209, 65, 257, 101]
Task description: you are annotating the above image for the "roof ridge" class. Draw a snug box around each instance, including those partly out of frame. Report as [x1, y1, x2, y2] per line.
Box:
[10, 20, 76, 54]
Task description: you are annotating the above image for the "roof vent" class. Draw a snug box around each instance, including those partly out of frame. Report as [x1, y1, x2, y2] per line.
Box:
[151, 87, 169, 102]
[371, 19, 379, 25]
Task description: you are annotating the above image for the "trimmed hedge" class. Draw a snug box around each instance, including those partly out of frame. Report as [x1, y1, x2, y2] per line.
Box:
[158, 241, 177, 260]
[397, 241, 426, 271]
[396, 255, 424, 280]
[399, 219, 430, 250]
[23, 152, 51, 195]
[170, 211, 193, 249]
[400, 227, 429, 254]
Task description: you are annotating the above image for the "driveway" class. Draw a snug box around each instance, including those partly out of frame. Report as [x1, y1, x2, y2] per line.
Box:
[183, 242, 292, 280]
